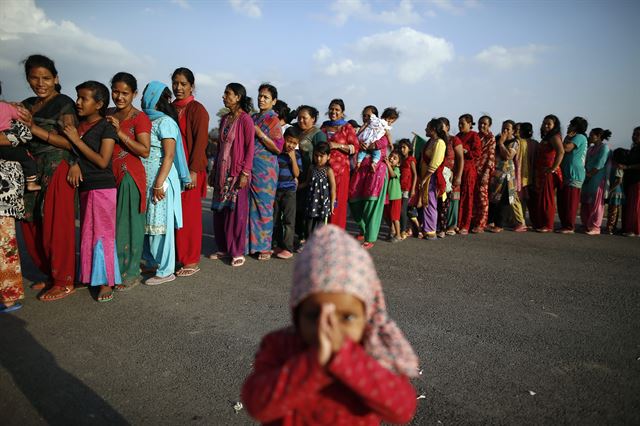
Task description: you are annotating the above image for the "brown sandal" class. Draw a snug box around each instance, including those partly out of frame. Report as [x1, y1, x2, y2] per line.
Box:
[39, 286, 75, 302]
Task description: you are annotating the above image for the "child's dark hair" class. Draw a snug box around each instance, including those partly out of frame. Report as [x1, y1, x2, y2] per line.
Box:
[591, 128, 612, 141]
[427, 118, 448, 142]
[459, 113, 475, 127]
[314, 142, 331, 156]
[259, 83, 278, 100]
[568, 116, 588, 136]
[519, 122, 533, 139]
[155, 87, 179, 124]
[328, 98, 345, 113]
[284, 126, 300, 139]
[389, 150, 401, 161]
[76, 80, 110, 116]
[297, 105, 319, 123]
[172, 67, 195, 85]
[273, 100, 291, 124]
[541, 114, 561, 140]
[23, 54, 61, 92]
[226, 83, 253, 113]
[398, 138, 412, 155]
[110, 72, 137, 92]
[363, 105, 379, 117]
[479, 115, 493, 126]
[381, 107, 400, 121]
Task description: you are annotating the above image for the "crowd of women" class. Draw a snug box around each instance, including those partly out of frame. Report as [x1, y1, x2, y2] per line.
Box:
[1, 54, 639, 313]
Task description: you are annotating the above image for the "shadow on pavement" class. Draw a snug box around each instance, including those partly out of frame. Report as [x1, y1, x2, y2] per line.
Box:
[0, 314, 129, 425]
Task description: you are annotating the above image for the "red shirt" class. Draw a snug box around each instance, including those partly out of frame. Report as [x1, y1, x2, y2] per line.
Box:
[400, 156, 416, 192]
[242, 328, 417, 426]
[456, 131, 482, 170]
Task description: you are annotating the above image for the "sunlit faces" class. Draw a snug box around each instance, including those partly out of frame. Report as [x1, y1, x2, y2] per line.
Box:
[297, 292, 366, 347]
[479, 117, 491, 134]
[172, 74, 193, 100]
[502, 122, 514, 139]
[222, 87, 240, 109]
[362, 108, 374, 124]
[297, 110, 315, 131]
[111, 82, 136, 110]
[257, 89, 276, 112]
[27, 67, 59, 99]
[400, 143, 410, 158]
[328, 103, 343, 121]
[75, 88, 102, 117]
[388, 152, 401, 167]
[284, 135, 299, 152]
[542, 118, 555, 134]
[458, 118, 471, 133]
[314, 151, 330, 168]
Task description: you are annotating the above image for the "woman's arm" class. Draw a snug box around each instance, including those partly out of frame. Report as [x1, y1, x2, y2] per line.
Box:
[563, 134, 576, 153]
[453, 143, 464, 186]
[548, 136, 565, 173]
[106, 115, 151, 159]
[255, 125, 282, 155]
[497, 139, 517, 161]
[152, 138, 176, 203]
[19, 107, 74, 150]
[328, 168, 336, 215]
[62, 124, 114, 169]
[409, 159, 418, 197]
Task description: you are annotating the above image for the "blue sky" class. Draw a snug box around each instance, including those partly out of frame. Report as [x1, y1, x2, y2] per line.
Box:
[1, 0, 638, 147]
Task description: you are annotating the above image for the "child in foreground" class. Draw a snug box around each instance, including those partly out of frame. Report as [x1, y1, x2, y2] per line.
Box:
[242, 224, 419, 425]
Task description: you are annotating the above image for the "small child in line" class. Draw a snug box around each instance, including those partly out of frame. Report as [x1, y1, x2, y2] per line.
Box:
[385, 150, 403, 242]
[273, 127, 302, 259]
[300, 142, 335, 237]
[0, 82, 40, 191]
[242, 224, 419, 425]
[64, 80, 121, 303]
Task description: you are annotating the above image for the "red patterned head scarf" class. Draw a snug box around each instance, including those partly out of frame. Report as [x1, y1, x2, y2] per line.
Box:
[291, 225, 420, 377]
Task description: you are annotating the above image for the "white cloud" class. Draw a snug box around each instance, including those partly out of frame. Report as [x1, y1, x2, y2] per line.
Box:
[229, 0, 262, 18]
[324, 59, 360, 76]
[313, 45, 333, 62]
[329, 0, 421, 26]
[427, 0, 479, 15]
[170, 0, 191, 10]
[195, 71, 235, 88]
[475, 44, 549, 69]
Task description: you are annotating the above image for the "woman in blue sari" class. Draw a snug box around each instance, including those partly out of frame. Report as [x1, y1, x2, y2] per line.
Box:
[246, 84, 283, 260]
[140, 81, 191, 285]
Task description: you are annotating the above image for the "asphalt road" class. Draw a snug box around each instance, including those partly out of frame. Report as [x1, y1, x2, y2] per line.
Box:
[1, 207, 639, 425]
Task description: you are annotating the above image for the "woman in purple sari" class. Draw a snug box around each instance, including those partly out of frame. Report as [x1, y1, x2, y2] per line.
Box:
[209, 83, 255, 267]
[246, 84, 283, 260]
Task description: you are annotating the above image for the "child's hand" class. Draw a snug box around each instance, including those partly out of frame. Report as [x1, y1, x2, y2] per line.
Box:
[63, 123, 79, 143]
[66, 163, 83, 188]
[317, 303, 343, 366]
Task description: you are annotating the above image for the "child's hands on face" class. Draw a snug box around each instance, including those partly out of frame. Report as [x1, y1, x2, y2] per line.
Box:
[317, 303, 344, 366]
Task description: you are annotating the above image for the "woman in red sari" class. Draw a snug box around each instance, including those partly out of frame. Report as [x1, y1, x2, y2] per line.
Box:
[172, 68, 210, 277]
[532, 115, 564, 232]
[456, 114, 482, 235]
[472, 115, 496, 233]
[320, 99, 358, 229]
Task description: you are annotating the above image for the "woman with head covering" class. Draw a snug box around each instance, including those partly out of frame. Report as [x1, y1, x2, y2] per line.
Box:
[140, 81, 190, 285]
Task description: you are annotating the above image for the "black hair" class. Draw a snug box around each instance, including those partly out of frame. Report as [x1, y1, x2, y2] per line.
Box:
[398, 138, 413, 155]
[502, 119, 516, 132]
[381, 107, 400, 121]
[362, 105, 379, 118]
[226, 83, 253, 113]
[258, 83, 278, 100]
[284, 126, 301, 139]
[314, 141, 331, 156]
[297, 105, 319, 124]
[438, 117, 450, 129]
[613, 147, 629, 164]
[541, 114, 561, 140]
[0, 81, 2, 96]
[427, 118, 448, 142]
[479, 115, 493, 126]
[23, 54, 61, 92]
[155, 87, 179, 124]
[388, 150, 401, 160]
[590, 128, 612, 141]
[328, 98, 345, 113]
[519, 122, 533, 139]
[75, 80, 110, 117]
[348, 119, 361, 129]
[110, 72, 137, 92]
[568, 116, 588, 136]
[273, 100, 291, 124]
[172, 67, 195, 85]
[459, 113, 475, 127]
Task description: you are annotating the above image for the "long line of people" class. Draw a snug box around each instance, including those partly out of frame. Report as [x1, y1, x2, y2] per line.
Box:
[1, 54, 639, 313]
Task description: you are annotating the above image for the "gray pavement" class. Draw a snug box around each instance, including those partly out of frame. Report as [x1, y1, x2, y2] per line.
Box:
[1, 208, 640, 425]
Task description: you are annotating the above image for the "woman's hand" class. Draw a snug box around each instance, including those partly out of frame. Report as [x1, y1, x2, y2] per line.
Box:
[16, 105, 33, 128]
[153, 182, 166, 203]
[105, 115, 121, 132]
[66, 164, 83, 188]
[317, 303, 344, 366]
[186, 171, 198, 190]
[254, 126, 266, 141]
[63, 123, 80, 144]
[237, 173, 249, 189]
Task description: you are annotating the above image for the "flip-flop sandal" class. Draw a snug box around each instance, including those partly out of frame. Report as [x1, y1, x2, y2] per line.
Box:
[208, 251, 229, 260]
[39, 286, 75, 302]
[361, 242, 374, 249]
[257, 252, 271, 261]
[97, 289, 114, 303]
[231, 256, 246, 267]
[176, 266, 201, 277]
[0, 302, 23, 314]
